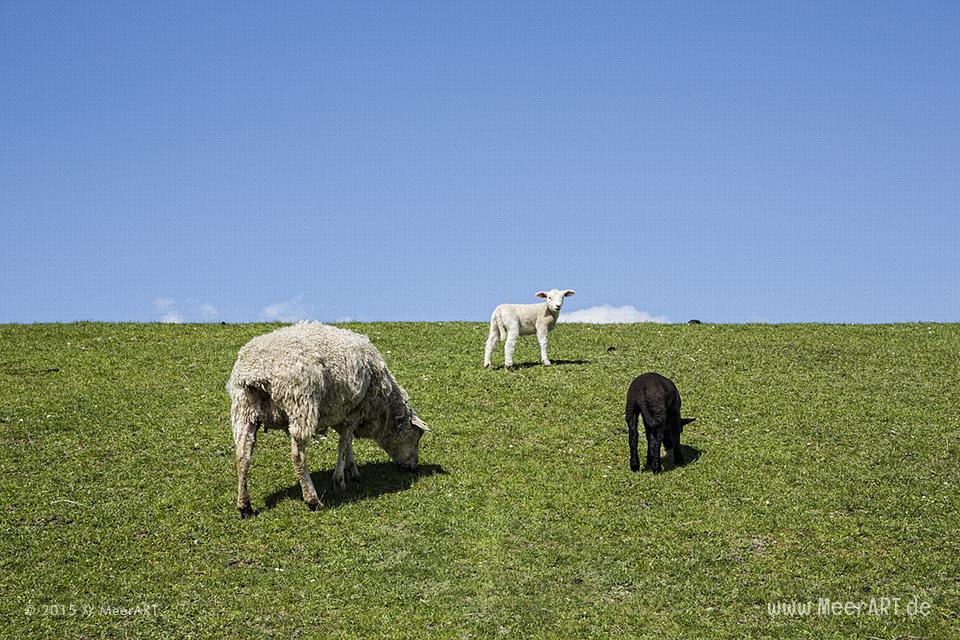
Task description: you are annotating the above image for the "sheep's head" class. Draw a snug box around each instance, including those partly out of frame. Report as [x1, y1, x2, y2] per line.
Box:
[536, 289, 575, 313]
[378, 409, 429, 470]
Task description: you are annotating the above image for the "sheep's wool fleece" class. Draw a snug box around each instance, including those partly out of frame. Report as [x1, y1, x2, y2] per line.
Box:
[227, 322, 408, 441]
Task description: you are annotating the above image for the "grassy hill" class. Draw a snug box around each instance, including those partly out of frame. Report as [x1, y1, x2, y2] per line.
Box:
[1, 322, 957, 639]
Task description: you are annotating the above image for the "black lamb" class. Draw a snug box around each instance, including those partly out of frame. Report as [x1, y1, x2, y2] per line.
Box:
[625, 372, 695, 473]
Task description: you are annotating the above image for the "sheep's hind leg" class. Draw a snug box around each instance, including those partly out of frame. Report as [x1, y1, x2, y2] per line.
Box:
[503, 328, 519, 370]
[235, 422, 258, 518]
[484, 324, 499, 369]
[627, 406, 641, 472]
[290, 437, 322, 510]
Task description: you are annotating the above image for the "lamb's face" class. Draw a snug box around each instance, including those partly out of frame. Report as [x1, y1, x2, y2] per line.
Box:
[536, 289, 575, 313]
[379, 411, 428, 470]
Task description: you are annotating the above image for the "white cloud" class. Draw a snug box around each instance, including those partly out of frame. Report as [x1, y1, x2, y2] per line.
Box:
[154, 297, 184, 322]
[199, 303, 219, 321]
[560, 304, 669, 324]
[260, 295, 310, 322]
[153, 297, 175, 311]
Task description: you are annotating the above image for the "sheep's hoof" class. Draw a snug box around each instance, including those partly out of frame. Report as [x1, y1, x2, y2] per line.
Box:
[542, 361, 552, 367]
[238, 505, 255, 519]
[484, 363, 492, 370]
[347, 466, 361, 481]
[306, 500, 323, 512]
[505, 365, 514, 371]
[630, 460, 640, 473]
[333, 476, 346, 491]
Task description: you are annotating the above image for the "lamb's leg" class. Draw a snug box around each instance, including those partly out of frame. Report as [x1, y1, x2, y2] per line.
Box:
[626, 403, 641, 472]
[235, 421, 258, 518]
[332, 429, 353, 490]
[647, 426, 664, 474]
[503, 327, 518, 370]
[484, 323, 499, 369]
[643, 423, 654, 470]
[290, 437, 322, 510]
[670, 420, 685, 466]
[537, 328, 551, 366]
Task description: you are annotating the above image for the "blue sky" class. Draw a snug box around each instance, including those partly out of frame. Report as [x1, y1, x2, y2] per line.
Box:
[1, 1, 957, 324]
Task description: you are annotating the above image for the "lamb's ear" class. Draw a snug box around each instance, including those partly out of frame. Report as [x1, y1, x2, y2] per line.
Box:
[563, 289, 576, 297]
[680, 418, 696, 427]
[412, 415, 430, 432]
[535, 291, 548, 299]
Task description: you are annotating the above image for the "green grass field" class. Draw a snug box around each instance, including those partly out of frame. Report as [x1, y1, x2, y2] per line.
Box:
[1, 322, 958, 639]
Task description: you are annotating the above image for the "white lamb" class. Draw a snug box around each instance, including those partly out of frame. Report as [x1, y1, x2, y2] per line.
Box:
[483, 289, 575, 370]
[227, 322, 429, 517]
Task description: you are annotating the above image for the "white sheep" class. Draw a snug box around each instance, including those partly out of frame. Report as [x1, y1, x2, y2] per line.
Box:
[227, 322, 429, 517]
[483, 289, 575, 370]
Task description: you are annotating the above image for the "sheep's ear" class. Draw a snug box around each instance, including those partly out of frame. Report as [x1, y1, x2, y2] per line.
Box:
[412, 415, 430, 432]
[535, 291, 548, 299]
[563, 289, 576, 297]
[680, 418, 695, 427]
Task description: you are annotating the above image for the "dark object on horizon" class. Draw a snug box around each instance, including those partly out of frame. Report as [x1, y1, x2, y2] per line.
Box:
[625, 372, 695, 474]
[688, 319, 702, 324]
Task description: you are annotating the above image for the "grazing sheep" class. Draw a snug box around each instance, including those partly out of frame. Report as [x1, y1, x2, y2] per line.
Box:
[483, 289, 575, 370]
[625, 372, 695, 474]
[227, 322, 429, 517]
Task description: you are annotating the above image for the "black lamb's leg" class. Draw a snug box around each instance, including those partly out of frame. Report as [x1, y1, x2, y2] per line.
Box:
[648, 426, 663, 474]
[626, 403, 641, 472]
[672, 429, 684, 466]
[670, 418, 684, 466]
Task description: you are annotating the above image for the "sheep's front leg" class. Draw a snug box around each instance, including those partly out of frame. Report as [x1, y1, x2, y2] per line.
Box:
[536, 327, 551, 366]
[669, 421, 685, 466]
[290, 437, 322, 510]
[235, 422, 258, 518]
[647, 426, 664, 474]
[346, 437, 361, 481]
[333, 429, 354, 490]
